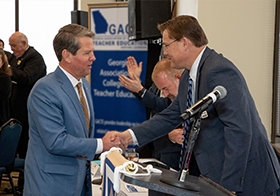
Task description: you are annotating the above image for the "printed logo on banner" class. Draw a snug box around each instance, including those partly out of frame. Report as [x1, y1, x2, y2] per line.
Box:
[90, 5, 148, 138]
[92, 11, 108, 34]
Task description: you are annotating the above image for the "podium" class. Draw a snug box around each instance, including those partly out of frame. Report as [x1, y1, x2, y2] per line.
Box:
[120, 167, 234, 196]
[101, 149, 233, 196]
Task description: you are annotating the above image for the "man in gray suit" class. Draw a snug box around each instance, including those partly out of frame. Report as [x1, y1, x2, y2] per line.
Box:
[115, 15, 280, 195]
[24, 24, 124, 196]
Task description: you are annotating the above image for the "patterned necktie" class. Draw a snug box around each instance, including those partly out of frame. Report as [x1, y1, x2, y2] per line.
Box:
[76, 82, 90, 134]
[179, 76, 193, 170]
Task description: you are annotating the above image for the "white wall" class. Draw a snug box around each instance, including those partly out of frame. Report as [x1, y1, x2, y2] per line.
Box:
[198, 0, 275, 138]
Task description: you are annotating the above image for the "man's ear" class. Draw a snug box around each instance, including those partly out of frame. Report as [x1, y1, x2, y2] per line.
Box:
[175, 73, 181, 79]
[181, 37, 191, 50]
[181, 37, 187, 45]
[62, 49, 71, 63]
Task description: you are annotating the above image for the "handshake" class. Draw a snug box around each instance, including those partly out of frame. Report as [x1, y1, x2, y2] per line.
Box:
[101, 130, 133, 152]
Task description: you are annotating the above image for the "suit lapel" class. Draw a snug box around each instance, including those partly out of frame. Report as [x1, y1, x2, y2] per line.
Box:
[54, 68, 89, 137]
[196, 47, 211, 100]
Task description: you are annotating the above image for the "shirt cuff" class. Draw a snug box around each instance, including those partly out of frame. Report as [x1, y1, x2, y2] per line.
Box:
[128, 129, 139, 146]
[96, 138, 103, 154]
[137, 87, 147, 98]
[141, 89, 147, 98]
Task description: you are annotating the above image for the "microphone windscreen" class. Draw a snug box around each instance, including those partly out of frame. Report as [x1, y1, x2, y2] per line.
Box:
[215, 86, 227, 99]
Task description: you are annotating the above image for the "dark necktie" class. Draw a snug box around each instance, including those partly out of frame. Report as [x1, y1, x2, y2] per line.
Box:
[179, 76, 193, 169]
[76, 82, 90, 134]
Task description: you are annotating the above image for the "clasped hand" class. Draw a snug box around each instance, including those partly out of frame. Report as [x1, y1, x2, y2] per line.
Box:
[102, 131, 129, 152]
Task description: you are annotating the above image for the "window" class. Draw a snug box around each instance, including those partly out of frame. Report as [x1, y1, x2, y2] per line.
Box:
[1, 0, 74, 73]
[0, 0, 15, 53]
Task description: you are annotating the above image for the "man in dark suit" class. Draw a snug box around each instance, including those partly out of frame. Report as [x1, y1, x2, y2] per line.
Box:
[119, 57, 184, 170]
[7, 32, 47, 194]
[8, 32, 47, 159]
[115, 15, 280, 195]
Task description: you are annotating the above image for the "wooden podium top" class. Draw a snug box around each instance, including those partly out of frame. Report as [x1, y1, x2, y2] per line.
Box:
[120, 166, 234, 196]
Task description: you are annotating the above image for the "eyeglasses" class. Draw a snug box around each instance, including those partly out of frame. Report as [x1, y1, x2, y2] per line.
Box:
[162, 40, 177, 50]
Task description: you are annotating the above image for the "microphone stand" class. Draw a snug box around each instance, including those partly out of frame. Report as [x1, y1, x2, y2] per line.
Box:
[160, 113, 201, 192]
[178, 115, 201, 181]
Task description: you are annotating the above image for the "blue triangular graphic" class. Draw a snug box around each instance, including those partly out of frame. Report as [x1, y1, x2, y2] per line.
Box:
[92, 10, 108, 34]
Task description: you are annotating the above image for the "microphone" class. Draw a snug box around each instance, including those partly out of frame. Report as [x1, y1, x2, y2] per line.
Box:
[180, 85, 227, 121]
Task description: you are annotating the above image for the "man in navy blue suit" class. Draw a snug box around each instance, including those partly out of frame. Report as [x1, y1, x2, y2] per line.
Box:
[115, 15, 280, 195]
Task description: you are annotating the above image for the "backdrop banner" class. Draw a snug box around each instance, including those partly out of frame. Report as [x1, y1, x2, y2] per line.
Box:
[89, 3, 148, 138]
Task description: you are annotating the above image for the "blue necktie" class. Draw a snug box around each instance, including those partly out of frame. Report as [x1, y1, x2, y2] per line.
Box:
[179, 76, 193, 170]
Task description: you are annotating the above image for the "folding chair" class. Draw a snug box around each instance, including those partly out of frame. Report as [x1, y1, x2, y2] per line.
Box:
[0, 118, 22, 196]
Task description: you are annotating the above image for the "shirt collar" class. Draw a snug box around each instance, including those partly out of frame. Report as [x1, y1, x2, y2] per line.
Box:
[58, 65, 82, 87]
[189, 46, 206, 82]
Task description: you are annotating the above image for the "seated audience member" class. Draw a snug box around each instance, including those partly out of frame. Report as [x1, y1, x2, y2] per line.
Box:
[8, 31, 47, 194]
[119, 57, 184, 170]
[0, 39, 11, 60]
[0, 49, 12, 125]
[8, 31, 47, 159]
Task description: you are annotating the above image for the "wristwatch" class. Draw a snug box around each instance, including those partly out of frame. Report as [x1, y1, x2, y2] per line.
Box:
[137, 87, 146, 98]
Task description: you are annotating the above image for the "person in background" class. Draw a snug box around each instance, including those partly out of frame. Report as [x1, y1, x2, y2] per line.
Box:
[0, 39, 11, 60]
[114, 15, 280, 195]
[0, 39, 4, 49]
[23, 23, 124, 196]
[119, 57, 184, 170]
[8, 32, 47, 159]
[0, 49, 12, 126]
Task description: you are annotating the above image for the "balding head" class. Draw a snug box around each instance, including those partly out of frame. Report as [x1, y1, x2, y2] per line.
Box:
[151, 59, 184, 100]
[9, 32, 29, 58]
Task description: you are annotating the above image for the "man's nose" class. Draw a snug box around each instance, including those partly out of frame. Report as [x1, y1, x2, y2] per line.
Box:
[162, 90, 169, 98]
